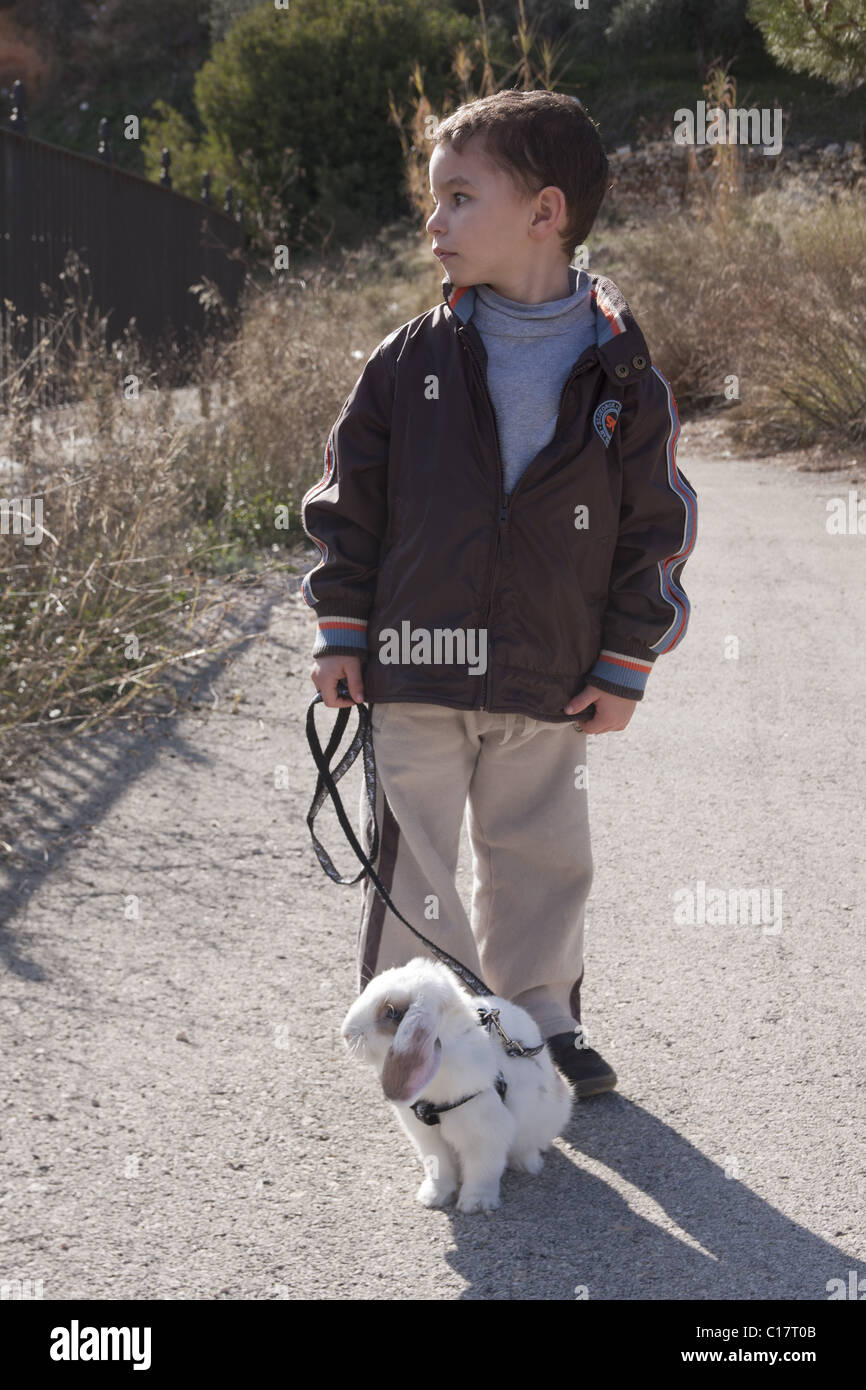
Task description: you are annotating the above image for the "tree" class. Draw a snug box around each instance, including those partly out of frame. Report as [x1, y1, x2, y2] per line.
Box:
[748, 0, 866, 92]
[204, 0, 265, 44]
[606, 0, 752, 72]
[10, 0, 212, 162]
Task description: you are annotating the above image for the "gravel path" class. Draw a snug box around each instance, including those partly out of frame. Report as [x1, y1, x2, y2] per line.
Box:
[1, 429, 864, 1301]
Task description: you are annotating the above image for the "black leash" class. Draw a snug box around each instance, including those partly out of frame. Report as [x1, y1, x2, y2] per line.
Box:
[305, 680, 546, 1060]
[305, 680, 494, 996]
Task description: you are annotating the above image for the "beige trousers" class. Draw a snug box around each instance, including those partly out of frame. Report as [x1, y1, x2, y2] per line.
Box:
[356, 701, 593, 1040]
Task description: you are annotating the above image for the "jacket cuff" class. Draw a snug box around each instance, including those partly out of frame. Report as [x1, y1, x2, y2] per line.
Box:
[586, 647, 654, 700]
[312, 614, 368, 658]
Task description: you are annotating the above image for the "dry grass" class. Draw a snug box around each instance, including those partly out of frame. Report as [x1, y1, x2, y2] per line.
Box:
[1, 266, 240, 751]
[593, 184, 866, 453]
[589, 59, 866, 453]
[0, 227, 441, 775]
[213, 222, 441, 527]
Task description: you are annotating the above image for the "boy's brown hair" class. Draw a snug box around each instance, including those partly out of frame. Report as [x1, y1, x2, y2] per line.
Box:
[431, 89, 610, 260]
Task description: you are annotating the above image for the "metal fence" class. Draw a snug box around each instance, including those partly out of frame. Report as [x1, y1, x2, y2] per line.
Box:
[0, 91, 246, 407]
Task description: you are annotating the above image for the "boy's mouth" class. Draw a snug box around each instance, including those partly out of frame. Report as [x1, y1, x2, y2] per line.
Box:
[433, 247, 457, 261]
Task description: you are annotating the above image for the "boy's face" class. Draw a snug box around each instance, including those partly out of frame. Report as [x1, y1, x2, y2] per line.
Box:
[426, 135, 566, 294]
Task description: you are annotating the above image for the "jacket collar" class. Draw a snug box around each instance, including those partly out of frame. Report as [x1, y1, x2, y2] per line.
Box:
[441, 270, 652, 384]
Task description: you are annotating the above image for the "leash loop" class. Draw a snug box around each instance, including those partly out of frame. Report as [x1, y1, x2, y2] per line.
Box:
[306, 697, 377, 885]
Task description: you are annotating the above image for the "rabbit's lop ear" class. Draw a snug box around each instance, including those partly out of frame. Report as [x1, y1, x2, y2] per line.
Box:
[381, 1001, 442, 1103]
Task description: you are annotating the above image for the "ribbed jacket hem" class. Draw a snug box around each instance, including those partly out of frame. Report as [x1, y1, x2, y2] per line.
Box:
[311, 613, 368, 658]
[587, 646, 654, 698]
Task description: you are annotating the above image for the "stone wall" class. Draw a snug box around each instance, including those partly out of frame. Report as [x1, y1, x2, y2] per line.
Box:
[602, 138, 865, 221]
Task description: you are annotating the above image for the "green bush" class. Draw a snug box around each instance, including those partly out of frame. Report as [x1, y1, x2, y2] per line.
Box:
[142, 0, 477, 255]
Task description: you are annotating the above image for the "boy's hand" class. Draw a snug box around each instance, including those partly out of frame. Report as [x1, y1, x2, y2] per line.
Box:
[311, 654, 365, 708]
[565, 684, 636, 734]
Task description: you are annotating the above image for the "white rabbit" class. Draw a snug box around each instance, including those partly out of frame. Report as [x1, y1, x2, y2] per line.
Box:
[340, 956, 573, 1213]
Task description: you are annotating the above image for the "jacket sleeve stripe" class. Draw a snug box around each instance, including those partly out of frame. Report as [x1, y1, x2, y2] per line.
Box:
[599, 650, 654, 673]
[590, 286, 626, 340]
[649, 365, 697, 654]
[299, 430, 337, 608]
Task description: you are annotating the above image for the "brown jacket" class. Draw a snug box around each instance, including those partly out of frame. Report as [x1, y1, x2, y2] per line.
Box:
[299, 272, 697, 722]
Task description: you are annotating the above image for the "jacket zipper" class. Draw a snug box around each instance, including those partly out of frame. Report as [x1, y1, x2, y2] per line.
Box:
[459, 328, 506, 712]
[460, 328, 597, 711]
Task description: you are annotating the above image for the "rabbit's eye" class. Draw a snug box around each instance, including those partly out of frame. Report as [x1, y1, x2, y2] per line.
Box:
[384, 1003, 405, 1022]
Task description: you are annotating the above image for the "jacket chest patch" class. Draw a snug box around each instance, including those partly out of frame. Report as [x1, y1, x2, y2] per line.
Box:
[593, 399, 622, 447]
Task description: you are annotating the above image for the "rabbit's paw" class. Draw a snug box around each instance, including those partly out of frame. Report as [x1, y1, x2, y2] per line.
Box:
[416, 1177, 457, 1208]
[456, 1185, 501, 1213]
[508, 1149, 544, 1175]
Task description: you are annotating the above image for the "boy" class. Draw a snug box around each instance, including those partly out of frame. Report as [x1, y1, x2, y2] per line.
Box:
[300, 90, 697, 1097]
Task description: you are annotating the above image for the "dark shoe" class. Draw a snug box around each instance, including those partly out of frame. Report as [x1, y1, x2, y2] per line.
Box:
[546, 1031, 617, 1098]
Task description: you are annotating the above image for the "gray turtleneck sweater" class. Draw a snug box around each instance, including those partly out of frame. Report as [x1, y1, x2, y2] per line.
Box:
[472, 264, 596, 496]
